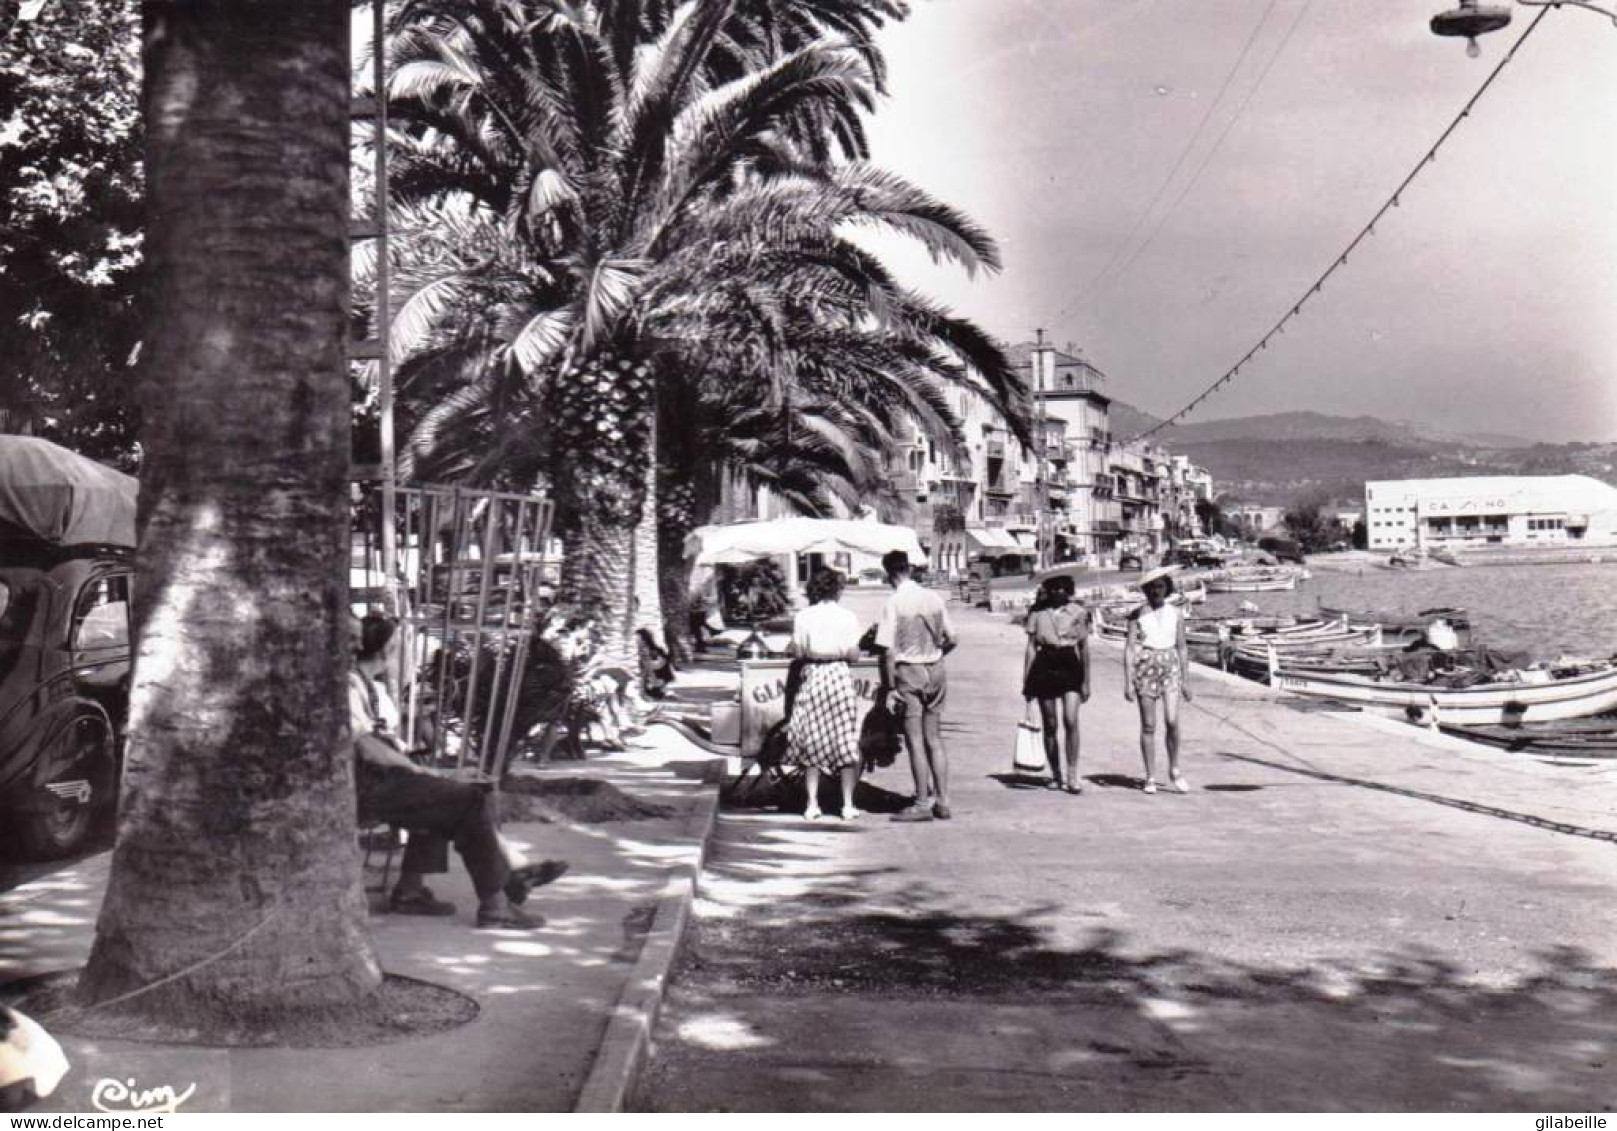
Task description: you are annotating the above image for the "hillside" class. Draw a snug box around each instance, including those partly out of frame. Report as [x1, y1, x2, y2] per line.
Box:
[1104, 404, 1615, 505]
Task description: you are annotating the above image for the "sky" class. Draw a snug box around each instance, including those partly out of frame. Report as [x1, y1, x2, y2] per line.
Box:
[860, 0, 1617, 442]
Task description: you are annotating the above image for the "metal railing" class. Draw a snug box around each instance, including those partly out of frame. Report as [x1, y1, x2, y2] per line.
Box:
[354, 481, 557, 779]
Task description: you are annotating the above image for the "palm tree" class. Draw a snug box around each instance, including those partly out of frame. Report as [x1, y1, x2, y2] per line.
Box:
[78, 1, 381, 1020]
[364, 0, 1031, 663]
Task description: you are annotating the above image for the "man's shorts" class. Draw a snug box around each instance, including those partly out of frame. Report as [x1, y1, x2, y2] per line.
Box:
[894, 661, 947, 716]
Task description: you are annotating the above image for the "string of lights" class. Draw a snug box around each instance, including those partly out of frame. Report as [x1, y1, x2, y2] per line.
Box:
[1125, 4, 1552, 445]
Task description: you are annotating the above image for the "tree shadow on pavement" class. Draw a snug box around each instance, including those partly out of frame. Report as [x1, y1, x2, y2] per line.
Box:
[644, 811, 1617, 1112]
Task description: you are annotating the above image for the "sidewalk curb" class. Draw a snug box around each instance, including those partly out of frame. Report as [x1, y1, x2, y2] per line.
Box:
[571, 766, 723, 1113]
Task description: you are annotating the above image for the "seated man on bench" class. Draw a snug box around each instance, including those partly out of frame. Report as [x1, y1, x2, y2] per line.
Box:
[351, 613, 563, 929]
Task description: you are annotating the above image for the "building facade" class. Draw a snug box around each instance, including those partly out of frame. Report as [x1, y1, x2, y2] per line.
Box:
[1364, 475, 1617, 551]
[877, 338, 1213, 575]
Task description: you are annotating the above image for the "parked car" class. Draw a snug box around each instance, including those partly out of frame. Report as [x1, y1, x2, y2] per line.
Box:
[1118, 552, 1143, 571]
[0, 540, 131, 858]
[1257, 537, 1306, 564]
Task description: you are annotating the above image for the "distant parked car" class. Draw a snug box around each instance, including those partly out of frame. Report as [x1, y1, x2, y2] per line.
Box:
[1118, 552, 1143, 571]
[1258, 537, 1306, 564]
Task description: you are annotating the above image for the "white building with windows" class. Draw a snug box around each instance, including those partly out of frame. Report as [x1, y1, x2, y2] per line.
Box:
[1364, 475, 1617, 551]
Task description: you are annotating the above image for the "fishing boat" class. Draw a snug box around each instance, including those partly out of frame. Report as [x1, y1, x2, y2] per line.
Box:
[1201, 564, 1306, 593]
[1437, 717, 1617, 759]
[1268, 660, 1617, 725]
[1205, 574, 1298, 593]
[1317, 602, 1469, 632]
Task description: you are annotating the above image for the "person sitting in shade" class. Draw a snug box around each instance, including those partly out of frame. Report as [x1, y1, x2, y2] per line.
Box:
[350, 614, 564, 929]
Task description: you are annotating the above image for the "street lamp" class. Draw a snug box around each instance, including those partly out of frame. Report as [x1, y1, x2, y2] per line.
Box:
[1431, 0, 1617, 57]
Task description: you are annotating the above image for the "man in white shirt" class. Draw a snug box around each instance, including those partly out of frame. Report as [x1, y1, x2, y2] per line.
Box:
[875, 551, 958, 821]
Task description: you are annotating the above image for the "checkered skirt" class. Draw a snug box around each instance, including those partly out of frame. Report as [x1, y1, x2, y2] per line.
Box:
[785, 661, 862, 772]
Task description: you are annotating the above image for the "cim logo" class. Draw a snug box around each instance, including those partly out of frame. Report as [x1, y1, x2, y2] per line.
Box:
[91, 1077, 197, 1114]
[45, 779, 91, 804]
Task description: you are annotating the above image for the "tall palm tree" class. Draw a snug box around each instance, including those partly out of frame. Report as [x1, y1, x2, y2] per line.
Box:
[365, 0, 1031, 661]
[79, 0, 381, 1020]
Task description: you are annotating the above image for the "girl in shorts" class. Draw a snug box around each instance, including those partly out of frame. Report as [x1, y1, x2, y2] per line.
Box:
[1123, 567, 1193, 794]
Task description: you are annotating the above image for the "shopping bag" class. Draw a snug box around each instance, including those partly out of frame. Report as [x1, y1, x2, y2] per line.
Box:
[860, 699, 903, 771]
[1012, 720, 1046, 773]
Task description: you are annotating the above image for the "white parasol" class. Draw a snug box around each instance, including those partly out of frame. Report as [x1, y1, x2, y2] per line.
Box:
[686, 517, 924, 567]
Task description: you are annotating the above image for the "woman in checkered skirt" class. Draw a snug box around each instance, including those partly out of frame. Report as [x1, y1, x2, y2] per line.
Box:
[785, 569, 865, 821]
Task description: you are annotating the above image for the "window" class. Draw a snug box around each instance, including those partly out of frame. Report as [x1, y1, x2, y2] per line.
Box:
[73, 574, 131, 652]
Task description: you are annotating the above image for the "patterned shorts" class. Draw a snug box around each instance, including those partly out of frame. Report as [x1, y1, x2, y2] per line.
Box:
[1133, 647, 1182, 700]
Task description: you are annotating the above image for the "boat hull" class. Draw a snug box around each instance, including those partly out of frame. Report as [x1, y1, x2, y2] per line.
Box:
[1206, 577, 1297, 593]
[1271, 665, 1617, 724]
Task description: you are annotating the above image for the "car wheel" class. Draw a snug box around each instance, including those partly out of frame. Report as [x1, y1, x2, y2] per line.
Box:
[14, 714, 110, 861]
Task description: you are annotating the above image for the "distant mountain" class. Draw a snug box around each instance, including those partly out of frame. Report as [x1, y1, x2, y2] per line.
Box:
[1107, 407, 1530, 450]
[1100, 404, 1614, 505]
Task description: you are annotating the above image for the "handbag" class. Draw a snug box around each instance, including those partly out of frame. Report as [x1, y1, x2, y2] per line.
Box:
[1012, 718, 1046, 773]
[859, 698, 904, 771]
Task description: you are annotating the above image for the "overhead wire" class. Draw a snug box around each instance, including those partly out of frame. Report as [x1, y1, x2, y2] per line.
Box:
[1104, 0, 1314, 292]
[1125, 5, 1553, 444]
[1073, 0, 1283, 307]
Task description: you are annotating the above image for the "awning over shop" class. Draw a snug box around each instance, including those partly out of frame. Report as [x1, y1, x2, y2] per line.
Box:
[1010, 529, 1038, 549]
[966, 527, 1029, 556]
[0, 436, 137, 548]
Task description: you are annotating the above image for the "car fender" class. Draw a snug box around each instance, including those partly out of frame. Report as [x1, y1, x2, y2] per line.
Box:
[1, 700, 115, 815]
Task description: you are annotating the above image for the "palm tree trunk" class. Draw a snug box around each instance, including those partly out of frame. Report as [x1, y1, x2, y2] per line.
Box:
[629, 399, 663, 648]
[78, 0, 380, 1019]
[560, 514, 636, 667]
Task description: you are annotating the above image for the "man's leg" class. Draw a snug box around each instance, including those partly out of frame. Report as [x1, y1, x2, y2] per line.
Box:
[901, 706, 930, 804]
[359, 767, 455, 914]
[368, 771, 539, 928]
[924, 664, 951, 817]
[922, 708, 948, 811]
[891, 666, 933, 821]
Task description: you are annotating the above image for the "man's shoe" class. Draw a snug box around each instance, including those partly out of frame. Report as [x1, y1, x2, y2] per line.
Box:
[389, 887, 456, 916]
[931, 802, 952, 820]
[505, 860, 570, 906]
[476, 905, 546, 930]
[890, 804, 934, 823]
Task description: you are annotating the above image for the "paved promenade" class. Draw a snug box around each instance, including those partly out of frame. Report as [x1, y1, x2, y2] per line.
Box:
[634, 591, 1617, 1112]
[0, 708, 731, 1113]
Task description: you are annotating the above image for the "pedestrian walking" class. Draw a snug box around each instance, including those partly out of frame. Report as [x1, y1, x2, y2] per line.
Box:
[1122, 566, 1193, 794]
[784, 569, 865, 821]
[1021, 575, 1091, 792]
[876, 550, 958, 821]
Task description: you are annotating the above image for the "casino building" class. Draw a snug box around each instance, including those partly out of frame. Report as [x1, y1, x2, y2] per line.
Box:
[1364, 475, 1617, 551]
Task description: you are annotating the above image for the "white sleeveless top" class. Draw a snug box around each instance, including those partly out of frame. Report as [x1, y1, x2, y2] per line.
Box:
[1135, 603, 1181, 650]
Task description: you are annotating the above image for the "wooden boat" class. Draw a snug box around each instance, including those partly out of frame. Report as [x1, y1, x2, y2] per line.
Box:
[1205, 573, 1298, 593]
[1438, 717, 1617, 759]
[1318, 602, 1468, 629]
[1269, 660, 1617, 725]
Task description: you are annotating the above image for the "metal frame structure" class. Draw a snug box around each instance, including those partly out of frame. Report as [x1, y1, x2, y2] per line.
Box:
[347, 3, 557, 782]
[351, 0, 395, 582]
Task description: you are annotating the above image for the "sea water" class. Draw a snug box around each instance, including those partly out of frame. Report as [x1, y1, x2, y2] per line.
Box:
[1198, 561, 1617, 662]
